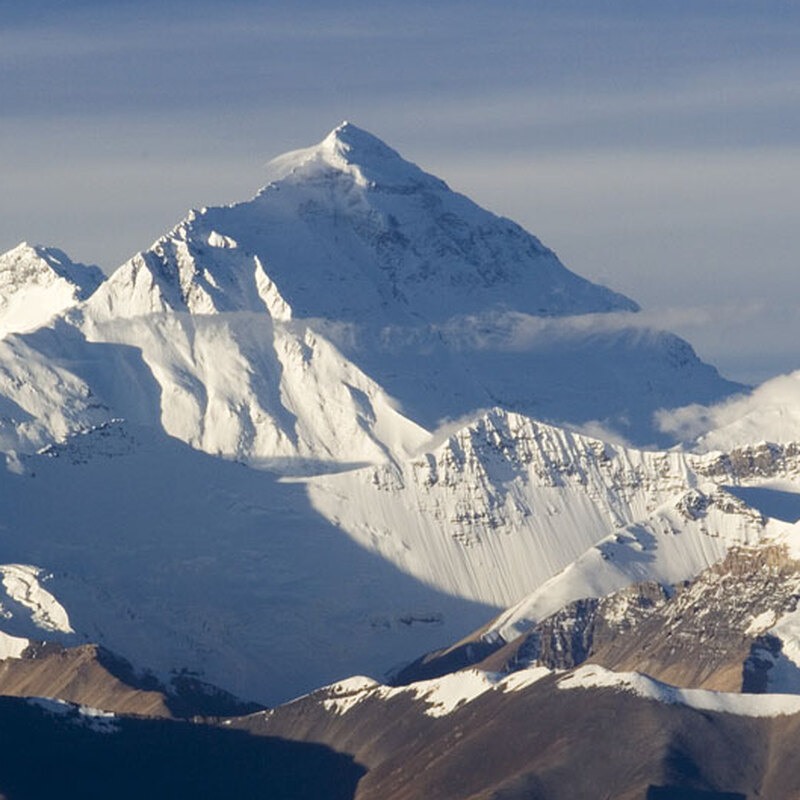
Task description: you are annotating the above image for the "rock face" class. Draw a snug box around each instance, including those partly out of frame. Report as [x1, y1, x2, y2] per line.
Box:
[494, 583, 671, 673]
[592, 545, 800, 691]
[398, 540, 800, 691]
[385, 433, 800, 689]
[471, 545, 800, 694]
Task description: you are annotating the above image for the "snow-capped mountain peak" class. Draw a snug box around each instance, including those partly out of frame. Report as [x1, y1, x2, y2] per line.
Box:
[0, 242, 103, 337]
[2, 123, 799, 793]
[86, 122, 639, 329]
[263, 120, 445, 193]
[3, 242, 101, 288]
[1, 125, 741, 464]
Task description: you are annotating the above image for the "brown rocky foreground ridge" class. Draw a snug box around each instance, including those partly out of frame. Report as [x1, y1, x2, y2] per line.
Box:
[231, 668, 800, 800]
[2, 662, 800, 799]
[0, 642, 262, 719]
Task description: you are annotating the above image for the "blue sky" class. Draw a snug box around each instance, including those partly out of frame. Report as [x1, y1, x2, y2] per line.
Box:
[2, 1, 798, 383]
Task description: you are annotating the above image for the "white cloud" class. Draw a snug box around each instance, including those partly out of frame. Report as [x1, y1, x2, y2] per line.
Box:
[656, 371, 800, 451]
[432, 304, 765, 353]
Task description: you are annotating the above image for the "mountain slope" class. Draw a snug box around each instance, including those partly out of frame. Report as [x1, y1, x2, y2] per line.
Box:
[0, 310, 429, 469]
[1, 408, 796, 705]
[0, 642, 263, 718]
[0, 243, 102, 338]
[308, 410, 793, 612]
[0, 123, 778, 706]
[0, 422, 497, 704]
[440, 542, 800, 695]
[77, 122, 740, 446]
[0, 695, 363, 800]
[233, 665, 800, 800]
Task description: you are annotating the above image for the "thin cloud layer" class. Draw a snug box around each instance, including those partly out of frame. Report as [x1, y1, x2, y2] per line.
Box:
[657, 371, 800, 452]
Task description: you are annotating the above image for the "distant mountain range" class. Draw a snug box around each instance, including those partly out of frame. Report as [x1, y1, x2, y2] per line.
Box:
[0, 123, 798, 798]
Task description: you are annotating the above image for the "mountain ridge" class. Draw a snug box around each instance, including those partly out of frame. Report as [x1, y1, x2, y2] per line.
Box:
[0, 242, 103, 338]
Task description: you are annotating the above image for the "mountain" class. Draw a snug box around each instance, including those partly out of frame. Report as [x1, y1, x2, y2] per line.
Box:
[63, 121, 738, 455]
[0, 121, 796, 766]
[398, 534, 800, 690]
[3, 663, 800, 799]
[308, 410, 792, 613]
[0, 243, 102, 338]
[0, 124, 741, 467]
[0, 408, 797, 705]
[0, 641, 261, 718]
[228, 664, 800, 800]
[87, 122, 638, 325]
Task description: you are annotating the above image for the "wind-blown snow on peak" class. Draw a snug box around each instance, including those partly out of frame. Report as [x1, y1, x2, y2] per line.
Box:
[0, 242, 103, 337]
[86, 122, 638, 326]
[264, 121, 447, 194]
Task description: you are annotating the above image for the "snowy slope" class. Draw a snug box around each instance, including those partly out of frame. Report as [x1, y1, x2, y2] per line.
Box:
[0, 243, 102, 338]
[79, 313, 429, 469]
[0, 422, 496, 704]
[2, 407, 793, 704]
[488, 486, 777, 641]
[0, 123, 783, 706]
[0, 322, 113, 454]
[309, 662, 800, 722]
[557, 663, 800, 716]
[0, 308, 428, 469]
[79, 122, 740, 446]
[308, 410, 797, 612]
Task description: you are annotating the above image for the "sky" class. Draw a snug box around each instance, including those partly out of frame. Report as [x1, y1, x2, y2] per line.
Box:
[1, 0, 798, 385]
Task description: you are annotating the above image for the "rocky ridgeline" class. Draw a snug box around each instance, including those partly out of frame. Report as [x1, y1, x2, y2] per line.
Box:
[481, 544, 800, 693]
[697, 441, 800, 482]
[367, 410, 796, 549]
